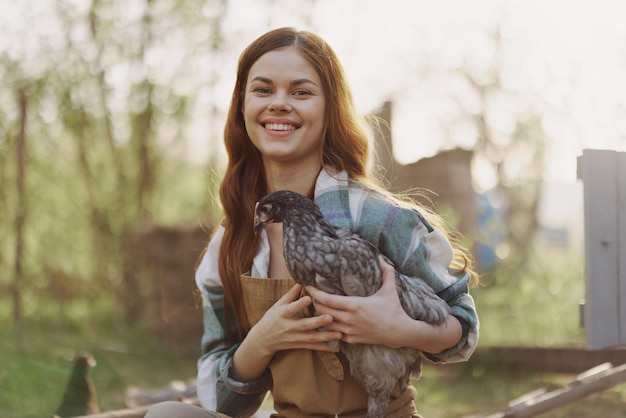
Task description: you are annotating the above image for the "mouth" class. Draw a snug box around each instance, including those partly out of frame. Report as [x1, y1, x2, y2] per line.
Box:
[263, 123, 298, 131]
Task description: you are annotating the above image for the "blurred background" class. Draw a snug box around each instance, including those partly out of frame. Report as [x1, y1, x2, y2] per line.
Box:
[2, 0, 626, 417]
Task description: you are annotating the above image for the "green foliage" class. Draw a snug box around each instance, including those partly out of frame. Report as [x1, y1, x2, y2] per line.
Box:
[0, 0, 227, 328]
[474, 243, 586, 347]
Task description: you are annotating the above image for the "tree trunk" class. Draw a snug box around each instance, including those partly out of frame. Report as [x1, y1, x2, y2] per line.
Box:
[12, 87, 28, 330]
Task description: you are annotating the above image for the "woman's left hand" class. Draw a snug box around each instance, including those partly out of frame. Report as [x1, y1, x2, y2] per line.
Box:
[305, 256, 410, 348]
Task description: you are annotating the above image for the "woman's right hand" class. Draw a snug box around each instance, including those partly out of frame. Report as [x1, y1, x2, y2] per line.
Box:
[230, 283, 342, 382]
[254, 283, 342, 353]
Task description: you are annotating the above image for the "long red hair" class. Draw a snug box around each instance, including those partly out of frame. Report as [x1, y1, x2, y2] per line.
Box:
[218, 28, 373, 338]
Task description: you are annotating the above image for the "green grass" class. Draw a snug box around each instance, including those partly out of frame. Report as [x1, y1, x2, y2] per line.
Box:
[472, 244, 587, 347]
[416, 361, 626, 417]
[0, 314, 199, 418]
[411, 243, 626, 417]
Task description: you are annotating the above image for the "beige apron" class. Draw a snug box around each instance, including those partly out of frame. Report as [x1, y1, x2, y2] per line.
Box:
[241, 275, 422, 418]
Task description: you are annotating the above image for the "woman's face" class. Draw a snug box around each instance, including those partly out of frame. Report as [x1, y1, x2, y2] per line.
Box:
[243, 46, 326, 168]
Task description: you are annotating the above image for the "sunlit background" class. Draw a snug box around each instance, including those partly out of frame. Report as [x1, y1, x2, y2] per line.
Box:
[4, 0, 625, 235]
[2, 1, 626, 416]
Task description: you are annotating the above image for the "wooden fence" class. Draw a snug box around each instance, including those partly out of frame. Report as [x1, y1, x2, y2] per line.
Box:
[577, 149, 626, 349]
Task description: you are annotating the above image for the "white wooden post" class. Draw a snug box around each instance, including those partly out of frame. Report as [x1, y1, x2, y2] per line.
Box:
[577, 149, 626, 350]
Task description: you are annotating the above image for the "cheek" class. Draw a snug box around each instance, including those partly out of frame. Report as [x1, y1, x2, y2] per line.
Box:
[314, 108, 328, 135]
[313, 102, 327, 127]
[242, 99, 255, 128]
[242, 96, 263, 123]
[241, 96, 249, 118]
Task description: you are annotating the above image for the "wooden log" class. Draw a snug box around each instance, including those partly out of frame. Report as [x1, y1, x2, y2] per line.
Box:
[125, 380, 197, 407]
[475, 362, 626, 418]
[72, 399, 200, 418]
[71, 404, 152, 418]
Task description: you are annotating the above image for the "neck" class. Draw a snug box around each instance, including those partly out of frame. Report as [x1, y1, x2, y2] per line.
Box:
[264, 160, 322, 199]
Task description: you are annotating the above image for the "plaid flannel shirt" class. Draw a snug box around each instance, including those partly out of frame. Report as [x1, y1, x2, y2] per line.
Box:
[194, 168, 479, 416]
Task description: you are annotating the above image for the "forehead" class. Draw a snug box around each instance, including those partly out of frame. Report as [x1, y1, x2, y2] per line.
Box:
[247, 46, 321, 85]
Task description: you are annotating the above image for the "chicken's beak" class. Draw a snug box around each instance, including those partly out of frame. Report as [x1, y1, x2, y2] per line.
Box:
[253, 202, 264, 235]
[253, 215, 263, 235]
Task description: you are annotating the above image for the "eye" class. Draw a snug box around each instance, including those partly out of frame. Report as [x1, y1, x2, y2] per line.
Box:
[293, 89, 312, 97]
[253, 87, 272, 95]
[260, 203, 274, 216]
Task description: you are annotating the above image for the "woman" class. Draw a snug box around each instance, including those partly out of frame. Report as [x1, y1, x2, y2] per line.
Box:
[146, 27, 479, 418]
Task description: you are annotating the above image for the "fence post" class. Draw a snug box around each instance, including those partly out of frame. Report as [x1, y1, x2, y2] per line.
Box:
[577, 149, 626, 349]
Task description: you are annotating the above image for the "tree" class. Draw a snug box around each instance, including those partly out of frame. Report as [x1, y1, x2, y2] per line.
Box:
[460, 28, 548, 278]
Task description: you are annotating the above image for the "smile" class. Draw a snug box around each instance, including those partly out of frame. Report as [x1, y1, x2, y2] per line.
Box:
[264, 123, 297, 131]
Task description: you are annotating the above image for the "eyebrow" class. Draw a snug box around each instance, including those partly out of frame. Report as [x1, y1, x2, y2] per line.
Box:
[250, 76, 319, 87]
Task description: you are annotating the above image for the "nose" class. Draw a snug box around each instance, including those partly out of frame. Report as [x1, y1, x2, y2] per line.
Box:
[268, 94, 292, 112]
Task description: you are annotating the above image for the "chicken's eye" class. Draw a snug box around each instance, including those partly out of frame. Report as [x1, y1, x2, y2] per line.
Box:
[260, 203, 273, 216]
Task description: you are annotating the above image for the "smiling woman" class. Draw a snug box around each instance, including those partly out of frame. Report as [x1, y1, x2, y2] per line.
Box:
[145, 27, 479, 418]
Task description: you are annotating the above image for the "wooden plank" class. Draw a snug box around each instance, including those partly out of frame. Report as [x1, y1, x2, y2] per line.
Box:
[478, 362, 626, 418]
[467, 346, 626, 374]
[619, 152, 626, 346]
[72, 399, 202, 418]
[579, 149, 620, 349]
[505, 388, 548, 409]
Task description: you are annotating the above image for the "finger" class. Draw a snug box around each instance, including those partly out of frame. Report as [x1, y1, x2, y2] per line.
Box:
[378, 256, 397, 292]
[313, 304, 355, 331]
[304, 285, 325, 301]
[322, 320, 349, 335]
[283, 293, 312, 318]
[378, 256, 394, 276]
[278, 283, 304, 304]
[281, 323, 343, 351]
[304, 328, 343, 343]
[297, 313, 335, 331]
[305, 285, 353, 310]
[295, 327, 343, 347]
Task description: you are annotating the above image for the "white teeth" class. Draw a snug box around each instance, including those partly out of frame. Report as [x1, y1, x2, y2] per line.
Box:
[265, 123, 296, 131]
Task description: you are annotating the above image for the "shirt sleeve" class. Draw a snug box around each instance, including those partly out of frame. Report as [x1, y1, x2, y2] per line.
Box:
[356, 196, 480, 363]
[195, 226, 272, 417]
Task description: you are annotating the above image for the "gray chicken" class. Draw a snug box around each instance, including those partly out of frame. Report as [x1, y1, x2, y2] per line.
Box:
[53, 353, 99, 418]
[254, 190, 450, 418]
